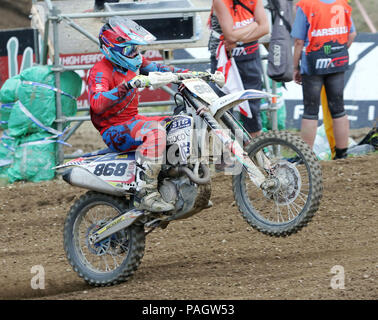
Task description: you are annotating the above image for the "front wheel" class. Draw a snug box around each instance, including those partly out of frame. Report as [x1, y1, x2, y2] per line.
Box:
[63, 191, 145, 286]
[232, 131, 323, 237]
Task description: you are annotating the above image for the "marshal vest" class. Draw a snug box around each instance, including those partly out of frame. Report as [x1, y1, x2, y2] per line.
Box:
[297, 0, 352, 75]
[223, 0, 260, 62]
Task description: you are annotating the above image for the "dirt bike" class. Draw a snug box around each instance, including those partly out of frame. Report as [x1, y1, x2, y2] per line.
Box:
[56, 71, 323, 286]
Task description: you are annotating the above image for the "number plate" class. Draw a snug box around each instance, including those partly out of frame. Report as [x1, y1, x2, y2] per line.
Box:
[166, 115, 193, 163]
[82, 153, 137, 189]
[182, 78, 219, 104]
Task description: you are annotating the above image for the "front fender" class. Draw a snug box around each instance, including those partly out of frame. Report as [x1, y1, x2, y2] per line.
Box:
[210, 89, 275, 120]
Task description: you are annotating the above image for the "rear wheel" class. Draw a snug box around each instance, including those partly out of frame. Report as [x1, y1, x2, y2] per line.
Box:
[63, 191, 145, 286]
[232, 131, 323, 236]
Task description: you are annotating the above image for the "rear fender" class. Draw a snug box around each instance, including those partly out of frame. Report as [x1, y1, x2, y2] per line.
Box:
[58, 152, 138, 193]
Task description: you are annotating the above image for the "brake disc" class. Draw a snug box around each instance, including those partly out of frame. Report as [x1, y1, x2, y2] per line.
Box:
[264, 160, 302, 205]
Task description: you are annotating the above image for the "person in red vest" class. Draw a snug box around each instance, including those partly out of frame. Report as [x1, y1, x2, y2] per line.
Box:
[87, 17, 189, 212]
[208, 0, 270, 138]
[291, 0, 357, 159]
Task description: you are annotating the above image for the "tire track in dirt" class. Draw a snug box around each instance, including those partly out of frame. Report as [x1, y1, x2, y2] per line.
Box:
[0, 152, 377, 300]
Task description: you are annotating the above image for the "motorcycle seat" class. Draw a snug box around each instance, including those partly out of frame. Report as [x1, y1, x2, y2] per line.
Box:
[81, 147, 114, 158]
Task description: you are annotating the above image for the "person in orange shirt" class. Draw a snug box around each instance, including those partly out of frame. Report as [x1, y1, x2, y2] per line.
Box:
[208, 0, 270, 138]
[291, 0, 356, 159]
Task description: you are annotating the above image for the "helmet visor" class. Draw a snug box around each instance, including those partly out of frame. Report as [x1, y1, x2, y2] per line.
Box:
[108, 16, 156, 44]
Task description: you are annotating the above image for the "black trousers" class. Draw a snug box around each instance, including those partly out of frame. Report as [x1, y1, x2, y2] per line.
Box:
[210, 56, 263, 133]
[301, 72, 346, 120]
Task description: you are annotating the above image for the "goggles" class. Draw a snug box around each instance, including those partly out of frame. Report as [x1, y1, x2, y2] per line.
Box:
[113, 42, 139, 58]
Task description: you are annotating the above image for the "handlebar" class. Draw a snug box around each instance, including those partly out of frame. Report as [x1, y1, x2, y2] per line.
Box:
[175, 71, 225, 86]
[125, 71, 226, 90]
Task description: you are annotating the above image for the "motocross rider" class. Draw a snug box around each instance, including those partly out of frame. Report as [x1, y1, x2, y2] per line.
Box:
[88, 17, 190, 213]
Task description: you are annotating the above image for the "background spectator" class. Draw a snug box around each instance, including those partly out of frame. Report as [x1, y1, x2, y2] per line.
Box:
[291, 0, 357, 159]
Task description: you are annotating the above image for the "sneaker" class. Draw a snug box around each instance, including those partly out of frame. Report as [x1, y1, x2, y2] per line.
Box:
[333, 147, 348, 160]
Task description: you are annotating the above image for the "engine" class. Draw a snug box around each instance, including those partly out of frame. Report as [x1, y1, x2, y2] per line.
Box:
[159, 175, 211, 221]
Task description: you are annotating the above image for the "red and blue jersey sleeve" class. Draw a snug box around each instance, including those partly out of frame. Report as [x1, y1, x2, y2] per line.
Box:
[139, 56, 188, 75]
[87, 59, 128, 115]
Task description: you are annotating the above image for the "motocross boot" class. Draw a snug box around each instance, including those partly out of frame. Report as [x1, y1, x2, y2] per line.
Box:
[134, 161, 175, 213]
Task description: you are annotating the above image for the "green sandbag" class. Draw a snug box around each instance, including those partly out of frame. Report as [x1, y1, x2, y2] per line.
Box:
[60, 70, 82, 118]
[7, 106, 48, 138]
[0, 75, 21, 103]
[0, 131, 15, 160]
[9, 66, 56, 137]
[19, 65, 82, 118]
[7, 131, 57, 183]
[0, 102, 15, 130]
[0, 65, 82, 183]
[19, 65, 56, 84]
[0, 131, 15, 184]
[7, 66, 82, 137]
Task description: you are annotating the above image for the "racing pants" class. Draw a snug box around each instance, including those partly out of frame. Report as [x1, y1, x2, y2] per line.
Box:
[102, 114, 170, 160]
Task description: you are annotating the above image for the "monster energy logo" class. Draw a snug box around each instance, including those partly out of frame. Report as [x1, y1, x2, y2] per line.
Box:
[324, 45, 332, 55]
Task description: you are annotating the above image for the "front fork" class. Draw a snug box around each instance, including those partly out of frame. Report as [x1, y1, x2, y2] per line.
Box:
[204, 111, 274, 189]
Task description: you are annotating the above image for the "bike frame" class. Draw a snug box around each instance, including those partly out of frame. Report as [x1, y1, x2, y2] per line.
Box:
[179, 81, 272, 189]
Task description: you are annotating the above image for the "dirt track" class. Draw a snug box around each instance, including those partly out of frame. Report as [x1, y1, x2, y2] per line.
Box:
[0, 1, 377, 302]
[0, 123, 377, 300]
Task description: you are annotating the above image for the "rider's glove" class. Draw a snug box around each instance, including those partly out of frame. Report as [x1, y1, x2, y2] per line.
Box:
[126, 75, 151, 89]
[211, 71, 225, 88]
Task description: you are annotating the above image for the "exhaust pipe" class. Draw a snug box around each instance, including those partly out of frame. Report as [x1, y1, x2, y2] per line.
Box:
[168, 163, 210, 185]
[62, 167, 128, 196]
